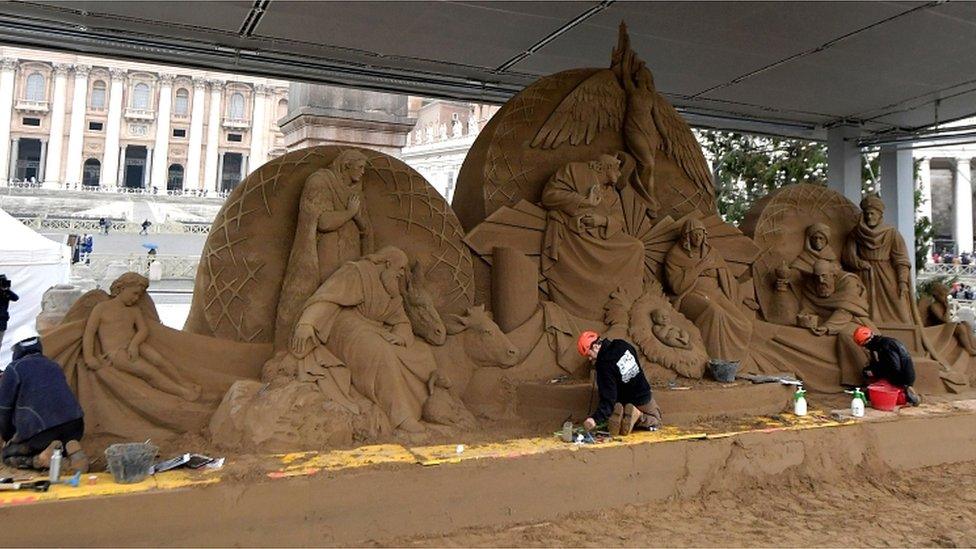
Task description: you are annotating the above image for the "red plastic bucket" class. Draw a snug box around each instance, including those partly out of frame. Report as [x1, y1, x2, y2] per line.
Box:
[867, 381, 901, 411]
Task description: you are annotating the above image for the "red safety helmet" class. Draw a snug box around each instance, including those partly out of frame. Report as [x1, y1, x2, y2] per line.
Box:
[577, 331, 600, 357]
[853, 326, 873, 346]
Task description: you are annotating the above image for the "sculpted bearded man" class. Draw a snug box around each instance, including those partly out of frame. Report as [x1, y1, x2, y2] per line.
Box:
[540, 154, 645, 321]
[290, 247, 435, 434]
[842, 195, 913, 324]
[275, 149, 373, 347]
[664, 218, 753, 361]
[797, 260, 876, 386]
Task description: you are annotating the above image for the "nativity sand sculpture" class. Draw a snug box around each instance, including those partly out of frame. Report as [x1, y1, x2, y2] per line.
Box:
[40, 23, 976, 457]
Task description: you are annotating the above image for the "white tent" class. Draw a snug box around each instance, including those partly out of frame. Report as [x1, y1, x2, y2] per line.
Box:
[0, 208, 70, 367]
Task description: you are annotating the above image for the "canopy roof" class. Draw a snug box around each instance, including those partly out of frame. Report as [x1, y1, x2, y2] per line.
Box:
[0, 208, 70, 265]
[2, 1, 974, 139]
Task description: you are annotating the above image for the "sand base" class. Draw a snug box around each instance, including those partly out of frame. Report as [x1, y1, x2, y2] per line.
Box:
[1, 403, 974, 546]
[516, 379, 794, 425]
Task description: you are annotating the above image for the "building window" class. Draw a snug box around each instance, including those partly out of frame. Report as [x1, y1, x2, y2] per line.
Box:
[276, 98, 288, 120]
[88, 121, 103, 131]
[22, 117, 41, 127]
[25, 72, 45, 101]
[167, 164, 184, 191]
[227, 133, 243, 142]
[172, 128, 186, 138]
[83, 158, 101, 187]
[229, 92, 245, 119]
[90, 80, 106, 109]
[174, 88, 189, 115]
[132, 82, 151, 109]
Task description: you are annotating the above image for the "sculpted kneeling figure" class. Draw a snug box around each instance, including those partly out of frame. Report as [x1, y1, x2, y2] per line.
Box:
[290, 247, 435, 434]
[797, 260, 873, 336]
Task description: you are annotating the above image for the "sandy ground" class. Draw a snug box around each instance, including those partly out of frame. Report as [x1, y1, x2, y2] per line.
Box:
[389, 459, 976, 547]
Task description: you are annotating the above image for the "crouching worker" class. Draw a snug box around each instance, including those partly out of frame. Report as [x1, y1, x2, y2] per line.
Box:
[577, 331, 662, 435]
[853, 326, 921, 406]
[0, 337, 88, 472]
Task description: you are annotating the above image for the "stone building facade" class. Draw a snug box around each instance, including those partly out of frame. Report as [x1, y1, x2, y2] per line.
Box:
[399, 100, 499, 201]
[0, 47, 289, 193]
[917, 137, 976, 255]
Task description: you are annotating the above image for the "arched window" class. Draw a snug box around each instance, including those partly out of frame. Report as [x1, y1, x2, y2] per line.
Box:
[229, 92, 245, 119]
[276, 98, 288, 120]
[90, 80, 106, 109]
[167, 164, 184, 191]
[25, 72, 45, 101]
[132, 82, 150, 109]
[174, 88, 189, 115]
[82, 158, 101, 187]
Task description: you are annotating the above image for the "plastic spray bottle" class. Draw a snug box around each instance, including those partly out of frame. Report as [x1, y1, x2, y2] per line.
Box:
[851, 387, 866, 418]
[49, 447, 62, 483]
[793, 385, 808, 416]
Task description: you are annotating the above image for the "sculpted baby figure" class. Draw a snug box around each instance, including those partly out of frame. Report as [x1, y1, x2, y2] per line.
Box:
[83, 273, 201, 401]
[651, 308, 691, 349]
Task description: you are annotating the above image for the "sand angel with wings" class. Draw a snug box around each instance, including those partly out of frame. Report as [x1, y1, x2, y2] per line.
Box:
[530, 23, 714, 218]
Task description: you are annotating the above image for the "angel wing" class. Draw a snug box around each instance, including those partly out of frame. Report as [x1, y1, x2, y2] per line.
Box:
[61, 289, 110, 324]
[652, 95, 716, 200]
[531, 69, 626, 150]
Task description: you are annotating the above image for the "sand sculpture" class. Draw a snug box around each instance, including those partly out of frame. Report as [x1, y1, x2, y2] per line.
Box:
[41, 272, 268, 452]
[843, 195, 914, 325]
[918, 283, 976, 356]
[36, 23, 976, 457]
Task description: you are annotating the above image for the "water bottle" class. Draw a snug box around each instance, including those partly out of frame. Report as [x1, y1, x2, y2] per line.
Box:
[793, 386, 808, 416]
[851, 388, 866, 418]
[49, 447, 62, 483]
[561, 421, 574, 442]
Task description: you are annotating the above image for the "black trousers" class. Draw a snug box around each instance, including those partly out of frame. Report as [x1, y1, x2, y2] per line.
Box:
[1, 418, 85, 469]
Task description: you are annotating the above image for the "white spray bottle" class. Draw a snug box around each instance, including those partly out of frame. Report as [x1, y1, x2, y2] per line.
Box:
[793, 385, 807, 416]
[850, 387, 866, 418]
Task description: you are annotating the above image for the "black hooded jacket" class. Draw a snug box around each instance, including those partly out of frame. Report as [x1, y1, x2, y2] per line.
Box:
[590, 339, 652, 424]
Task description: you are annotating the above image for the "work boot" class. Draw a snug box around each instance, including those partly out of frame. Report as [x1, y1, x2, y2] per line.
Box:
[607, 403, 624, 436]
[31, 441, 62, 470]
[64, 440, 89, 474]
[905, 386, 922, 407]
[620, 404, 642, 436]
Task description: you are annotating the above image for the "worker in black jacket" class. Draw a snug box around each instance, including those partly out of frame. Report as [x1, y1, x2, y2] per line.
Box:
[853, 326, 920, 406]
[0, 337, 89, 472]
[577, 331, 662, 435]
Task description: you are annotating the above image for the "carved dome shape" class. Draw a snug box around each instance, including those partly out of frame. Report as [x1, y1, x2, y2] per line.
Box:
[184, 146, 474, 343]
[740, 183, 861, 322]
[453, 66, 717, 231]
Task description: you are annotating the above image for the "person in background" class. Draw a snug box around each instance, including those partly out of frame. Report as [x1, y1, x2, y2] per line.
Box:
[0, 274, 18, 347]
[140, 219, 152, 235]
[0, 337, 88, 472]
[853, 326, 920, 406]
[577, 331, 662, 436]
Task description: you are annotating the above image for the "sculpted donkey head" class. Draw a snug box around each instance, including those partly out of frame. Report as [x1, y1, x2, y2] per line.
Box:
[444, 305, 519, 368]
[403, 261, 447, 346]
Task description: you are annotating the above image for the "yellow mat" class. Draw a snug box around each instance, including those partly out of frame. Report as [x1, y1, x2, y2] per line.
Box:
[268, 444, 417, 478]
[0, 470, 218, 507]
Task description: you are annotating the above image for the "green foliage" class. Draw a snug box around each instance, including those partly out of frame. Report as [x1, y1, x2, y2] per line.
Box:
[695, 130, 827, 225]
[917, 274, 957, 298]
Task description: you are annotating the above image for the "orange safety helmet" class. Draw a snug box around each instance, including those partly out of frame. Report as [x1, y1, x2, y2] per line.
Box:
[577, 331, 600, 357]
[853, 326, 874, 346]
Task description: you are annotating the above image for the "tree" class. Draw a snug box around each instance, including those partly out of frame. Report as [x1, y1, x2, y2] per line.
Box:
[695, 130, 827, 225]
[698, 130, 932, 266]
